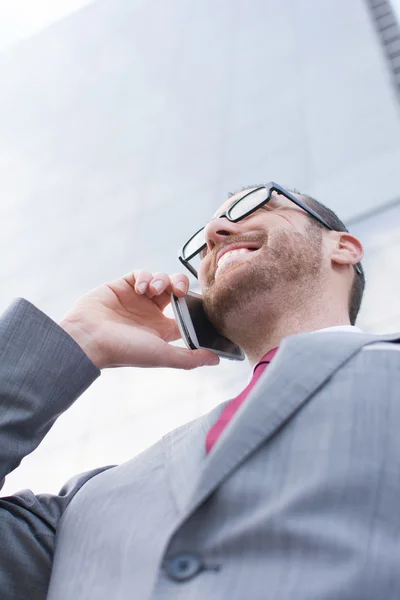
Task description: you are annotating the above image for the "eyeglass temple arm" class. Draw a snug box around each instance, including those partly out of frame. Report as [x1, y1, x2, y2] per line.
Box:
[178, 254, 199, 279]
[270, 185, 333, 230]
[271, 185, 362, 276]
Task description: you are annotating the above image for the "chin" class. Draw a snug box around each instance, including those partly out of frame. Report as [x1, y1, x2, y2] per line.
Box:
[203, 265, 264, 334]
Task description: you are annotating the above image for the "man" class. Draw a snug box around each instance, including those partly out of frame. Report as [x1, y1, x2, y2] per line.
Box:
[0, 182, 399, 600]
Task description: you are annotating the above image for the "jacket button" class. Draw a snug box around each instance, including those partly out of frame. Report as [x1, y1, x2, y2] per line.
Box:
[165, 552, 204, 582]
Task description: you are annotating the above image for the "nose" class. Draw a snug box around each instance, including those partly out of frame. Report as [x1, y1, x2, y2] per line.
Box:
[204, 215, 242, 252]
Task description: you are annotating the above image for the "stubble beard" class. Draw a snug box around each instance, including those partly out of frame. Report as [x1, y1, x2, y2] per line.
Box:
[202, 226, 323, 340]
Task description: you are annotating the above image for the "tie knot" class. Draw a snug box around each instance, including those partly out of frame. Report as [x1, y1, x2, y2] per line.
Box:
[252, 360, 269, 382]
[255, 360, 270, 370]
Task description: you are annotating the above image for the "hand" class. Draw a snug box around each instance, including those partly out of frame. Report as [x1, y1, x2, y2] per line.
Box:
[59, 271, 220, 370]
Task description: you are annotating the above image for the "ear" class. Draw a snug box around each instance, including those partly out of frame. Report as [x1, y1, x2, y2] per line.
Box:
[330, 232, 364, 268]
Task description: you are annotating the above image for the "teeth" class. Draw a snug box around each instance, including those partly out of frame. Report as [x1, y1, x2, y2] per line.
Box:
[217, 248, 253, 268]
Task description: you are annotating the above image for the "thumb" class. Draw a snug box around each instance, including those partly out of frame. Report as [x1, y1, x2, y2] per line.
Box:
[162, 344, 220, 370]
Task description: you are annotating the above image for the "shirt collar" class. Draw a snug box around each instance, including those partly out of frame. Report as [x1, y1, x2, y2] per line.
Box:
[311, 324, 363, 334]
[254, 324, 363, 373]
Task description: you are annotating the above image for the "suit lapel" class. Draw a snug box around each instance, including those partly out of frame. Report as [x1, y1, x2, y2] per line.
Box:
[162, 400, 229, 513]
[182, 331, 400, 516]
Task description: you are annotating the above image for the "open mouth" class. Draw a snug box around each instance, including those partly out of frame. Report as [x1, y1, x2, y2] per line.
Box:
[215, 247, 259, 278]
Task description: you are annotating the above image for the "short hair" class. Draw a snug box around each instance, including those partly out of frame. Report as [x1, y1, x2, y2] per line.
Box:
[300, 193, 365, 325]
[229, 185, 366, 325]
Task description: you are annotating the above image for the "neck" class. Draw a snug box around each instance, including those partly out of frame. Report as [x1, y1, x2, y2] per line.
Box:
[229, 293, 351, 366]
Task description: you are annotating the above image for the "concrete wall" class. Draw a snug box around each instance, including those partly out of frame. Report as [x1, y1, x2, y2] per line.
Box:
[1, 0, 400, 493]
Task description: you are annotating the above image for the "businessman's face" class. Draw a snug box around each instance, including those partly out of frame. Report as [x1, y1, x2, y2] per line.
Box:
[198, 188, 324, 335]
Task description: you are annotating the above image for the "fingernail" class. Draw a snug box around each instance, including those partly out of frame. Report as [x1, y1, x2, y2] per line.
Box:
[204, 355, 220, 366]
[152, 280, 163, 293]
[176, 282, 186, 293]
[138, 282, 147, 293]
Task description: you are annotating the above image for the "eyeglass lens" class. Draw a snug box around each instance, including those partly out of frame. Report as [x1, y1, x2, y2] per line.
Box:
[184, 187, 269, 260]
[228, 187, 269, 220]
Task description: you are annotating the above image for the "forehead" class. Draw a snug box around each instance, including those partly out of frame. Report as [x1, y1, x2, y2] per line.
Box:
[212, 187, 300, 219]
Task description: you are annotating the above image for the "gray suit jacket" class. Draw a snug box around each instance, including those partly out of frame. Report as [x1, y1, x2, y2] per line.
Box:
[1, 298, 400, 599]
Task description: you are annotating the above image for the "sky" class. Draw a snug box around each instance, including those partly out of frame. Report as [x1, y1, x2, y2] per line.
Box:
[0, 0, 93, 49]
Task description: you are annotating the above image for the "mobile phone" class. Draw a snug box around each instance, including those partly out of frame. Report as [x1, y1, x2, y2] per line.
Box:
[171, 291, 245, 361]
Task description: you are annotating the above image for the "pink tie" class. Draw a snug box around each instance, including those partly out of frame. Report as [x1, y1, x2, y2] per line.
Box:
[206, 347, 278, 454]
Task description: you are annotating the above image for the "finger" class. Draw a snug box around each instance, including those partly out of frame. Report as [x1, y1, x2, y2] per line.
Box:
[169, 273, 190, 297]
[161, 343, 220, 370]
[152, 290, 175, 312]
[149, 273, 172, 296]
[152, 273, 190, 311]
[163, 316, 181, 342]
[132, 270, 154, 295]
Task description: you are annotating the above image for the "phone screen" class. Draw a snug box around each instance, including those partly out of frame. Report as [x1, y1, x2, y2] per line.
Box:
[185, 293, 244, 358]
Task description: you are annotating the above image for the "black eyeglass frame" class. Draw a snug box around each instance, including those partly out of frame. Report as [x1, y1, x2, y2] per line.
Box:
[178, 182, 362, 278]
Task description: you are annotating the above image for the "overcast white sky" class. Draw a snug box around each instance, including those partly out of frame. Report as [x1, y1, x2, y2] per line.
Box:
[0, 0, 93, 49]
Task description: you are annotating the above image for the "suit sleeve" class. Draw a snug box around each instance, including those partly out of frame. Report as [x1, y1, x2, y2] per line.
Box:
[0, 298, 112, 599]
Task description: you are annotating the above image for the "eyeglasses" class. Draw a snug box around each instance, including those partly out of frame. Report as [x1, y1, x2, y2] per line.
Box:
[178, 182, 362, 278]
